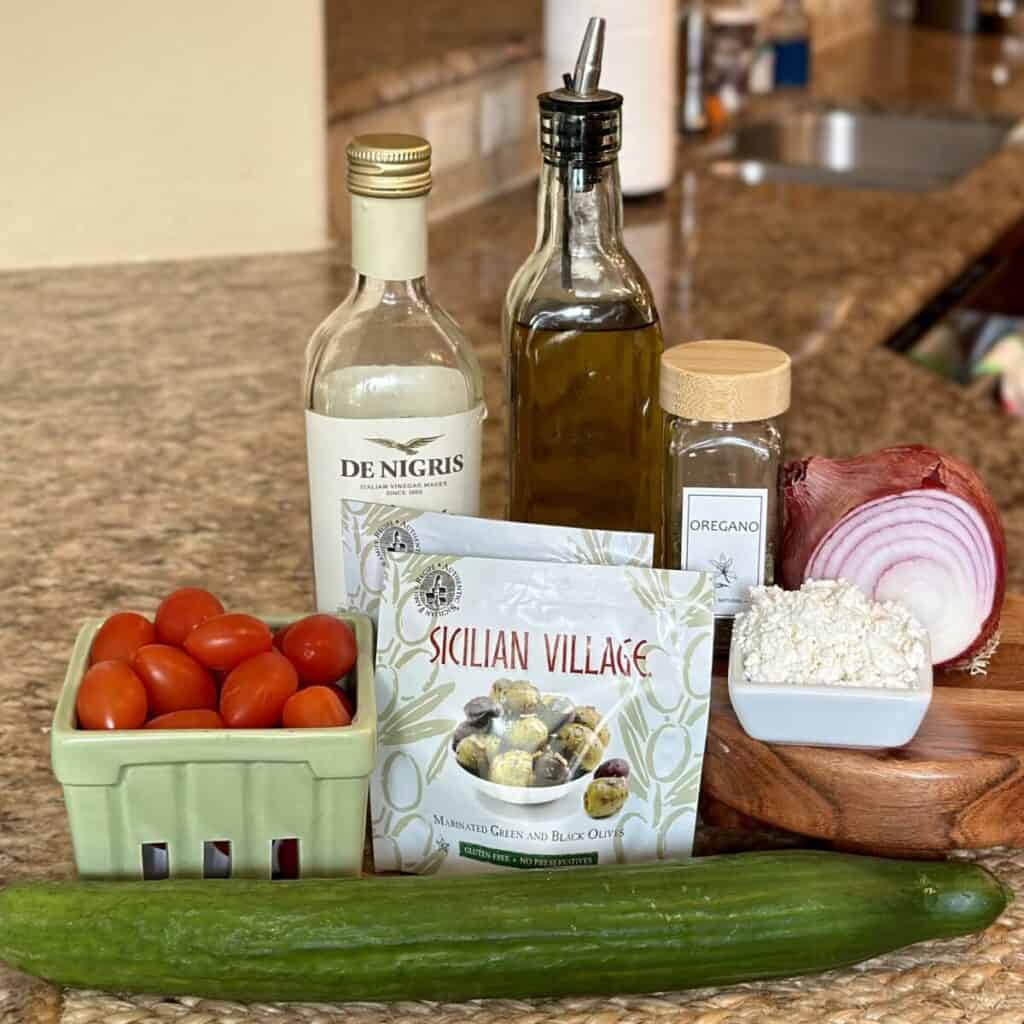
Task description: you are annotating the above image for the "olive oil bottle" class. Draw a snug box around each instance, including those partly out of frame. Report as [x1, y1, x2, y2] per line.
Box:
[504, 18, 663, 546]
[508, 321, 662, 531]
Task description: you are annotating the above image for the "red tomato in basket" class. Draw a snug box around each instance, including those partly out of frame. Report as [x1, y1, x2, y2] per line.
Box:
[133, 644, 217, 717]
[76, 661, 148, 730]
[297, 678, 356, 709]
[281, 614, 357, 686]
[185, 613, 272, 672]
[297, 680, 355, 709]
[282, 685, 353, 728]
[337, 688, 355, 718]
[154, 587, 225, 647]
[272, 623, 292, 652]
[90, 612, 156, 665]
[145, 709, 225, 729]
[219, 651, 298, 728]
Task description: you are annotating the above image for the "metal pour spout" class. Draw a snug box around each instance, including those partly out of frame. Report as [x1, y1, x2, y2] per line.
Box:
[567, 17, 605, 96]
[552, 16, 613, 290]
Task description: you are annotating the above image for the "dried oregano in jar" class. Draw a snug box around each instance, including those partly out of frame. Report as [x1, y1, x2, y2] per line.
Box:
[660, 340, 791, 647]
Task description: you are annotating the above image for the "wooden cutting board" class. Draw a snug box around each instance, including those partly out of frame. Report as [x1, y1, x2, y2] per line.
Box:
[701, 593, 1024, 857]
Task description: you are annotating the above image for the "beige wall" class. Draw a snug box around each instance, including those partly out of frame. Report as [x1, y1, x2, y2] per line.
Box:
[0, 2, 327, 270]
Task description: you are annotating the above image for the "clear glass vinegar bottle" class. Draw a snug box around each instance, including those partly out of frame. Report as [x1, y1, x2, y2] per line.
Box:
[660, 341, 790, 646]
[304, 134, 485, 614]
[504, 19, 663, 546]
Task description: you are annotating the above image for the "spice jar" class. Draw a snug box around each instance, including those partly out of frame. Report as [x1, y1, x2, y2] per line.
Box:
[660, 340, 790, 646]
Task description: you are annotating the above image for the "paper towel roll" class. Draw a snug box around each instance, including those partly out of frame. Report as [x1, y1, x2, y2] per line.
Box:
[544, 0, 678, 196]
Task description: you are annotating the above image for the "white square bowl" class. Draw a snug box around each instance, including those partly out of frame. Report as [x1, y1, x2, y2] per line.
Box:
[727, 635, 934, 749]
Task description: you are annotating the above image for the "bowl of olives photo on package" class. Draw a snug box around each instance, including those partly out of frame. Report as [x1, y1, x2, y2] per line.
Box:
[452, 680, 629, 817]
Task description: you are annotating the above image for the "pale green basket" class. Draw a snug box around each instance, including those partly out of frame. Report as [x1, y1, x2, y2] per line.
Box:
[50, 613, 376, 880]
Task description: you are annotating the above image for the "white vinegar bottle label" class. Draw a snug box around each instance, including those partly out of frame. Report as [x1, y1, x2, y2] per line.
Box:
[679, 487, 768, 619]
[305, 405, 483, 614]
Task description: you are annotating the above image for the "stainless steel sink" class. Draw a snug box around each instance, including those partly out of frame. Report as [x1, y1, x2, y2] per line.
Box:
[712, 108, 1022, 191]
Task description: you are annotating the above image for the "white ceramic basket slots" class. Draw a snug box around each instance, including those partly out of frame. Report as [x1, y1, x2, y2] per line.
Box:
[727, 634, 934, 749]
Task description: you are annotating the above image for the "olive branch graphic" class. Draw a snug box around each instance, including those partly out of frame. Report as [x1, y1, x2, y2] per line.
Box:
[710, 553, 736, 589]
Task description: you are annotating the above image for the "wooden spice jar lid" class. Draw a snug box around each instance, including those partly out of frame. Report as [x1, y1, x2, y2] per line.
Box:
[660, 340, 791, 423]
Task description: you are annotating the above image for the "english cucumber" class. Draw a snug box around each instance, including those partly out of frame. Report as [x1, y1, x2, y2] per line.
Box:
[0, 851, 1009, 1002]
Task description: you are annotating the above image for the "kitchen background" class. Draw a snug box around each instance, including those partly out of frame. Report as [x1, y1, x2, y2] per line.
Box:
[326, 0, 876, 231]
[0, 0, 877, 271]
[5, 0, 1021, 416]
[2, 2, 1023, 545]
[5, 1, 1024, 1020]
[2, 0, 1023, 574]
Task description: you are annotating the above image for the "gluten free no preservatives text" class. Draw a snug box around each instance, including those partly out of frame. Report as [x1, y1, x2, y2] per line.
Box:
[429, 626, 650, 678]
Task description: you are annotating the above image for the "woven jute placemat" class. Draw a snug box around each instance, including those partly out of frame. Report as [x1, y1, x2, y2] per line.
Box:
[3, 845, 1018, 1024]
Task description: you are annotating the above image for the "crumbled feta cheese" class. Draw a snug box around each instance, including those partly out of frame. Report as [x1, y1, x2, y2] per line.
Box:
[734, 579, 928, 689]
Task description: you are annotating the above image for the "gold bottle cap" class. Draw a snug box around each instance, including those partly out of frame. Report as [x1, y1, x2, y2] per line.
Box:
[660, 340, 791, 422]
[346, 133, 432, 198]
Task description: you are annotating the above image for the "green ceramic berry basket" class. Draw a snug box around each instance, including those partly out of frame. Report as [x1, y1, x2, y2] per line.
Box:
[50, 613, 376, 881]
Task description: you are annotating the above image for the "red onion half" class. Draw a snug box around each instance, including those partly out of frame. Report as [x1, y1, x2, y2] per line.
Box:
[782, 446, 1006, 669]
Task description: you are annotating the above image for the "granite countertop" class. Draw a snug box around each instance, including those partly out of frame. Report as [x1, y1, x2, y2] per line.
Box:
[3, 23, 1024, 1024]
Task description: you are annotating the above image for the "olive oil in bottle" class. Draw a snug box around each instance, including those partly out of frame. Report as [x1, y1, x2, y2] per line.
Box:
[504, 18, 664, 544]
[508, 321, 662, 532]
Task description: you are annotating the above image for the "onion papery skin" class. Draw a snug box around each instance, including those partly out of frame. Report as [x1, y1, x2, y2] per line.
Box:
[783, 446, 1006, 668]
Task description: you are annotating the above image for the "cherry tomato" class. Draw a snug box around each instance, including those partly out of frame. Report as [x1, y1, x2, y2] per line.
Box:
[133, 644, 217, 717]
[76, 661, 148, 730]
[90, 612, 156, 665]
[154, 587, 225, 647]
[145, 709, 225, 729]
[185, 613, 273, 672]
[295, 671, 355, 704]
[219, 651, 298, 728]
[337, 688, 356, 718]
[272, 623, 291, 652]
[296, 677, 356, 713]
[281, 615, 357, 686]
[282, 685, 352, 728]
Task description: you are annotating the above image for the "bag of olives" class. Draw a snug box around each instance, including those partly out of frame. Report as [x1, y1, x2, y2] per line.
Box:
[339, 499, 654, 623]
[371, 554, 715, 875]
